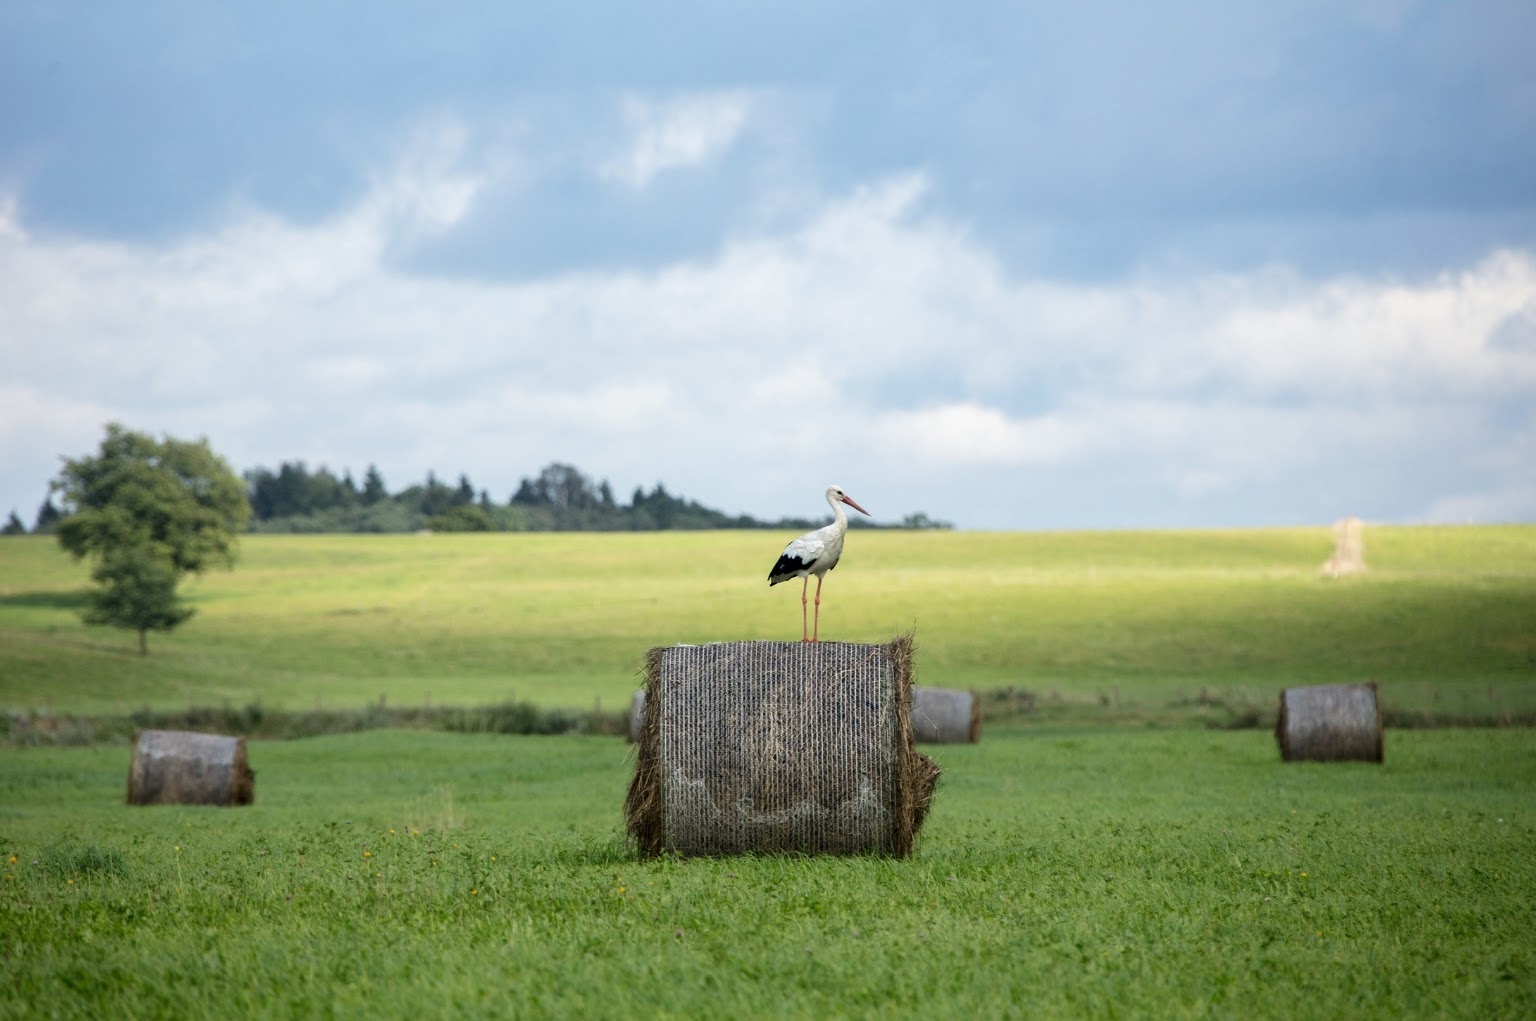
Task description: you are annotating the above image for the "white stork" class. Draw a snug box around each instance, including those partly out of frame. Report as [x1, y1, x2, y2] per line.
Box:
[767, 484, 871, 643]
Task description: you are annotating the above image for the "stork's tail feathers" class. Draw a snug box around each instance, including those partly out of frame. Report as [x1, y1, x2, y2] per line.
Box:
[767, 553, 802, 585]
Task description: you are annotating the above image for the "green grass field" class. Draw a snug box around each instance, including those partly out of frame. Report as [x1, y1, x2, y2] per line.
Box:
[3, 727, 1533, 1019]
[3, 525, 1534, 718]
[2, 526, 1533, 1017]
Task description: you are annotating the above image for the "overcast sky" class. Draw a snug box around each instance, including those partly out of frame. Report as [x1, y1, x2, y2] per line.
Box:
[2, 2, 1534, 530]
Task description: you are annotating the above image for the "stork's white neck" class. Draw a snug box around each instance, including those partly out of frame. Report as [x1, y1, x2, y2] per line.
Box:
[825, 489, 847, 530]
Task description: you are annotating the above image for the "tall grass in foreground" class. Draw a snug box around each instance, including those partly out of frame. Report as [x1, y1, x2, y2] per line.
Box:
[3, 526, 1534, 717]
[2, 728, 1532, 1019]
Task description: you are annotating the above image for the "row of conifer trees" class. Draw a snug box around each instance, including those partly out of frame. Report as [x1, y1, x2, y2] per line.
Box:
[8, 459, 952, 535]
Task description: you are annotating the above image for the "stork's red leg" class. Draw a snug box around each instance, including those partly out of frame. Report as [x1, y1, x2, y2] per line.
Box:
[800, 576, 810, 643]
[811, 574, 825, 643]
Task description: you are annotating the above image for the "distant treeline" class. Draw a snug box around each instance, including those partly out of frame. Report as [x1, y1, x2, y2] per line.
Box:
[7, 460, 952, 535]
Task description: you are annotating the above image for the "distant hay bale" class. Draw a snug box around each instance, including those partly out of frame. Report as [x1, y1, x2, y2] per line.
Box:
[625, 636, 940, 857]
[627, 690, 646, 743]
[911, 687, 981, 744]
[1275, 683, 1384, 763]
[126, 729, 255, 806]
[1321, 516, 1366, 577]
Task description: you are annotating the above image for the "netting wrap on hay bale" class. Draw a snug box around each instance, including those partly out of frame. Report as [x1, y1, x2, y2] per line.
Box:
[625, 637, 940, 857]
[1275, 683, 1383, 763]
[911, 687, 982, 744]
[126, 729, 255, 806]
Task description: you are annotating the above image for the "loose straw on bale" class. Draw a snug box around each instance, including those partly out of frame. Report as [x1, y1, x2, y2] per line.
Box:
[911, 687, 982, 744]
[625, 636, 940, 857]
[126, 729, 256, 806]
[1275, 683, 1384, 763]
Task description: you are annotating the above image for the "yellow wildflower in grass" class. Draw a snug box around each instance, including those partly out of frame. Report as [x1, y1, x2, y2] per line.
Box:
[6, 855, 16, 865]
[363, 850, 372, 859]
[471, 889, 478, 896]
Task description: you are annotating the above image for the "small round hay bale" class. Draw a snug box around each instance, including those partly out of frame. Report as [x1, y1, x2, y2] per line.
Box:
[627, 690, 646, 743]
[1275, 683, 1383, 763]
[126, 729, 255, 806]
[910, 687, 981, 744]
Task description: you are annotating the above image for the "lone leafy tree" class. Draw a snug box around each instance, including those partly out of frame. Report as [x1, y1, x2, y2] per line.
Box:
[83, 546, 196, 655]
[51, 423, 250, 654]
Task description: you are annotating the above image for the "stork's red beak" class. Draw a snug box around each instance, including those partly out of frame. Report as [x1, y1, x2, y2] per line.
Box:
[841, 494, 870, 516]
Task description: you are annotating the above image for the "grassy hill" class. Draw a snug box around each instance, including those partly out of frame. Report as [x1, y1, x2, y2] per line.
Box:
[2, 525, 1533, 719]
[3, 526, 1534, 1018]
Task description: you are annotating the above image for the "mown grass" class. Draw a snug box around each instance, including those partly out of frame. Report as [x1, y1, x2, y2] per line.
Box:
[3, 526, 1534, 720]
[2, 727, 1532, 1019]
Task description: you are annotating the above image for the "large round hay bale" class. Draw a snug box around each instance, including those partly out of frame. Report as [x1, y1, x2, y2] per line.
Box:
[126, 729, 255, 806]
[911, 687, 981, 744]
[1275, 683, 1383, 763]
[625, 636, 940, 857]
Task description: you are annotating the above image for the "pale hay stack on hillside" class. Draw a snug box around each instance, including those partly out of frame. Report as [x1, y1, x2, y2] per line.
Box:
[1321, 516, 1366, 577]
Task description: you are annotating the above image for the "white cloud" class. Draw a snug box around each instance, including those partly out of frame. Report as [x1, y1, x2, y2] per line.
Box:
[2, 144, 1534, 527]
[876, 403, 1081, 467]
[1420, 484, 1536, 525]
[306, 356, 393, 392]
[1187, 253, 1536, 398]
[1489, 299, 1536, 352]
[601, 91, 753, 189]
[0, 384, 116, 483]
